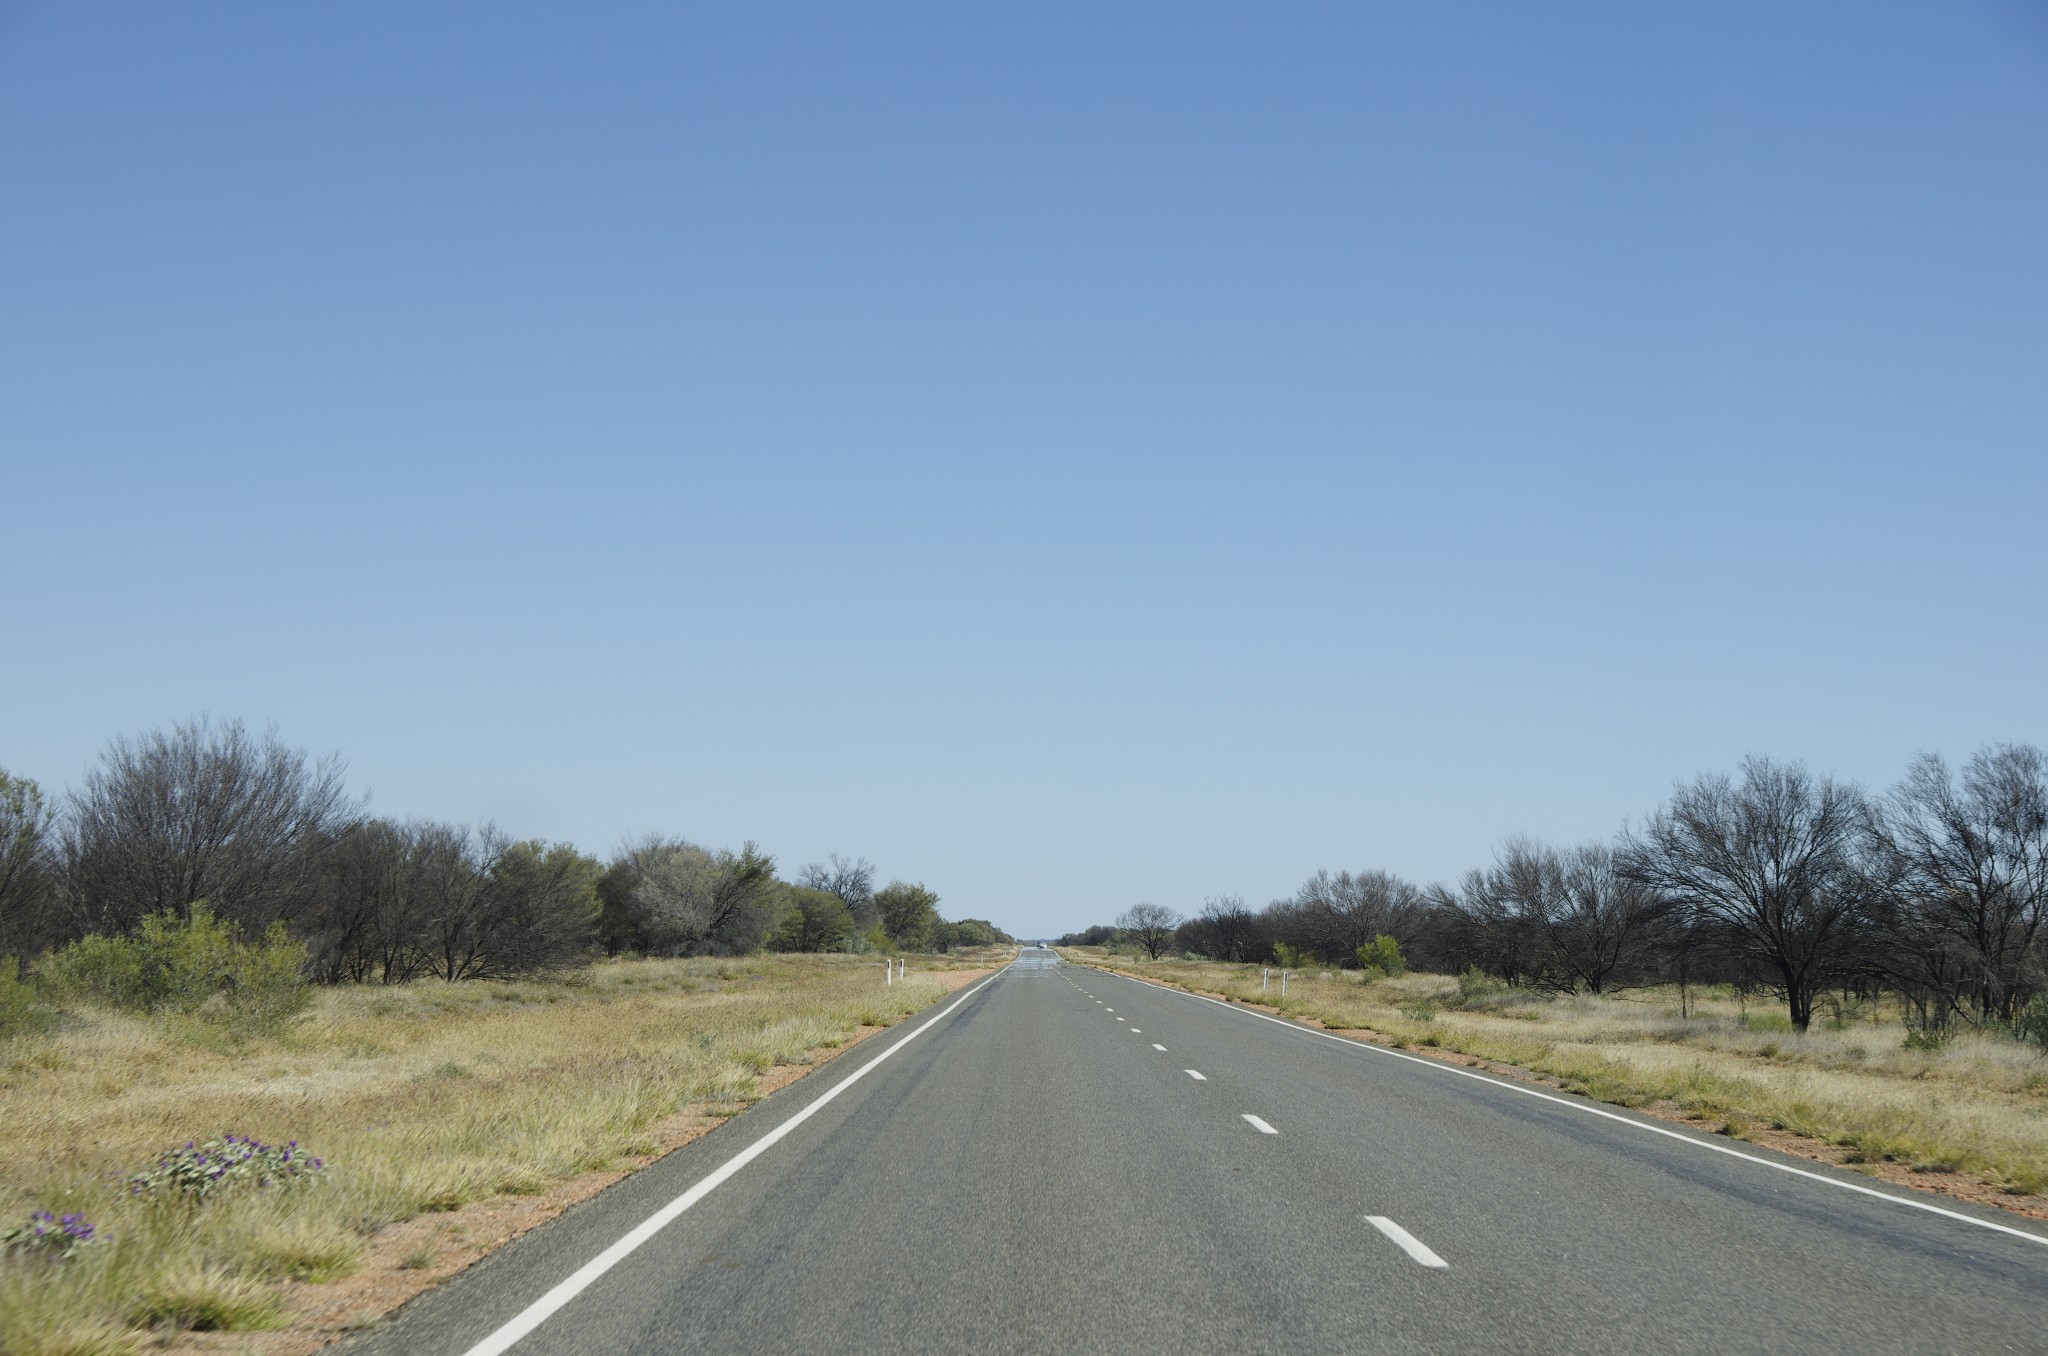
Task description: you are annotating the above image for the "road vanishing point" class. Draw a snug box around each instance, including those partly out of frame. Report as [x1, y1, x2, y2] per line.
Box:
[345, 949, 2048, 1355]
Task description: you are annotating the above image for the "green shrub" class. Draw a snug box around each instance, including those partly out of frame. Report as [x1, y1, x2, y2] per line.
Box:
[37, 905, 309, 1031]
[1355, 935, 1406, 979]
[2015, 995, 2048, 1051]
[0, 1210, 100, 1261]
[1455, 966, 1504, 1006]
[1270, 942, 1315, 970]
[0, 956, 57, 1039]
[1902, 1016, 1952, 1052]
[127, 1135, 326, 1202]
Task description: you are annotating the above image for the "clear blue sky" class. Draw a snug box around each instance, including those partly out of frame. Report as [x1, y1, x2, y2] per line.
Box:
[4, 2, 2043, 939]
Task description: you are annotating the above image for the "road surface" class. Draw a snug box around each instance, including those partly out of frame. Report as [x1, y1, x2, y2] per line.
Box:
[345, 949, 2048, 1354]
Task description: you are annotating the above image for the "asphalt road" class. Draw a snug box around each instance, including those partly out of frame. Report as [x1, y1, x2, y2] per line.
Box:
[347, 949, 2048, 1355]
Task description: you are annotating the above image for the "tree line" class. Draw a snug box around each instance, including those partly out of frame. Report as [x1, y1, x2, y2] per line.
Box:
[1059, 745, 2048, 1036]
[0, 718, 1010, 983]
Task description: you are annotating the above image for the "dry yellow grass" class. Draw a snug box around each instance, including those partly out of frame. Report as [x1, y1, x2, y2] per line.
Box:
[0, 952, 991, 1355]
[1072, 951, 2048, 1204]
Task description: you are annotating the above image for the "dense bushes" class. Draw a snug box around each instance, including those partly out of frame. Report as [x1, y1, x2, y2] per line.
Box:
[313, 821, 601, 982]
[0, 719, 993, 1018]
[37, 904, 310, 1029]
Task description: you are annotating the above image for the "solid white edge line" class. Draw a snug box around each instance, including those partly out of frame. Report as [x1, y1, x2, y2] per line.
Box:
[1086, 967, 2048, 1250]
[1242, 1113, 1278, 1134]
[456, 966, 1011, 1356]
[1367, 1215, 1448, 1268]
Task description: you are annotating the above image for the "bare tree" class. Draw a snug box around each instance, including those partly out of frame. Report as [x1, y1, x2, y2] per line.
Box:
[1116, 902, 1181, 960]
[1292, 869, 1426, 966]
[1867, 744, 2048, 1027]
[414, 822, 502, 981]
[1435, 870, 1540, 985]
[0, 768, 57, 957]
[307, 817, 409, 982]
[1475, 838, 1670, 993]
[1179, 894, 1257, 961]
[64, 717, 359, 936]
[799, 854, 877, 930]
[1621, 756, 1871, 1030]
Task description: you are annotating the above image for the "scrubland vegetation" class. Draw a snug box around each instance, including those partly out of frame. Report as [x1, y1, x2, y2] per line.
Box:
[0, 716, 1012, 1353]
[0, 950, 990, 1355]
[1058, 742, 2048, 1210]
[1077, 951, 2048, 1204]
[1067, 745, 2048, 1044]
[0, 717, 1009, 986]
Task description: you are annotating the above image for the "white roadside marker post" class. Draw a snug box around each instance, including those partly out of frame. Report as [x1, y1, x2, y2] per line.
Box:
[1281, 970, 1289, 998]
[1262, 968, 1269, 992]
[884, 961, 893, 986]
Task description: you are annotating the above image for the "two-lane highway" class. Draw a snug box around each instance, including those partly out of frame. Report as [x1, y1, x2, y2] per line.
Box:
[348, 949, 2048, 1355]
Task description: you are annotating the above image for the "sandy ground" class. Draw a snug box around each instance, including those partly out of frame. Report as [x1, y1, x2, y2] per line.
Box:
[176, 966, 993, 1356]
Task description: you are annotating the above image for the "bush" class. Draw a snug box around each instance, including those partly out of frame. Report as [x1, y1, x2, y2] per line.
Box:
[0, 1211, 99, 1261]
[1902, 1015, 1952, 1052]
[1455, 966, 1504, 1006]
[1271, 942, 1315, 970]
[2016, 995, 2048, 1051]
[128, 1135, 326, 1202]
[1356, 935, 1406, 978]
[37, 904, 310, 1031]
[0, 956, 55, 1039]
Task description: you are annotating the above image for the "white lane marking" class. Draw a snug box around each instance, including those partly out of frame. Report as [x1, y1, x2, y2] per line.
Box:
[1367, 1216, 1447, 1268]
[1153, 1043, 1167, 1051]
[1105, 1008, 1113, 1012]
[456, 967, 1010, 1356]
[1081, 967, 2048, 1250]
[1129, 1029, 1141, 1034]
[1185, 1069, 1206, 1080]
[1242, 1114, 1278, 1134]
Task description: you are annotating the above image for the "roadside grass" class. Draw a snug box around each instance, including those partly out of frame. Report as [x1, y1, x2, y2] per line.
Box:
[0, 952, 988, 1355]
[1069, 951, 2048, 1202]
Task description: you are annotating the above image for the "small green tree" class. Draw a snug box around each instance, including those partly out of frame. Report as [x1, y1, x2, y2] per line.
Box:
[875, 881, 940, 951]
[1271, 941, 1316, 970]
[767, 886, 855, 952]
[1356, 934, 1406, 978]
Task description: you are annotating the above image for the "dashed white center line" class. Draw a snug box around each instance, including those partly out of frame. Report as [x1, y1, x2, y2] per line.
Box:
[1152, 1043, 1167, 1051]
[1242, 1114, 1278, 1134]
[1185, 1069, 1206, 1080]
[1129, 1029, 1140, 1033]
[1366, 1217, 1448, 1268]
